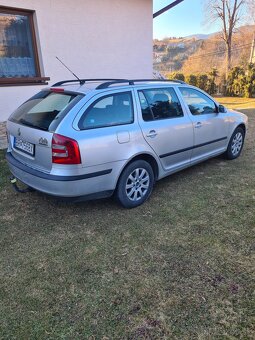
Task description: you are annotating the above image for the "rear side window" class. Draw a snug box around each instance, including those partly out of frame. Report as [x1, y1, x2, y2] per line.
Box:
[179, 87, 217, 115]
[138, 87, 183, 121]
[78, 92, 134, 130]
[10, 91, 77, 130]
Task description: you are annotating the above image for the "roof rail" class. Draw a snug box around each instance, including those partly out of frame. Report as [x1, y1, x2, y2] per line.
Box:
[52, 79, 128, 87]
[96, 78, 186, 89]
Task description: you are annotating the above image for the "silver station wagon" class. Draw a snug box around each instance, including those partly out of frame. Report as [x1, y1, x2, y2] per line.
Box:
[6, 79, 248, 208]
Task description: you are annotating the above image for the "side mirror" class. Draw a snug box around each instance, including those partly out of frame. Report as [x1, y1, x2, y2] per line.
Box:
[218, 104, 226, 113]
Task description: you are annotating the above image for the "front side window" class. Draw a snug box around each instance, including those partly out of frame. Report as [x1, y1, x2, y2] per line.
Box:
[179, 87, 217, 115]
[138, 87, 183, 121]
[78, 92, 134, 130]
[0, 6, 48, 85]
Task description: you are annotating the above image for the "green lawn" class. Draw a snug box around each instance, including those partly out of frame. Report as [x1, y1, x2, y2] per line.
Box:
[0, 98, 254, 339]
[216, 96, 255, 110]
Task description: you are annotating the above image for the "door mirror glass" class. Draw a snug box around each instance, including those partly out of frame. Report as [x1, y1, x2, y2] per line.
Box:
[218, 104, 227, 113]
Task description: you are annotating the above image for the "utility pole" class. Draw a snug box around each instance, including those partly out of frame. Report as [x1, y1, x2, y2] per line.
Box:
[250, 34, 255, 64]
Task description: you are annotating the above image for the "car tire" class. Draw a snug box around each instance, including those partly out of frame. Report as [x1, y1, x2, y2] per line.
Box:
[116, 160, 154, 208]
[225, 126, 245, 160]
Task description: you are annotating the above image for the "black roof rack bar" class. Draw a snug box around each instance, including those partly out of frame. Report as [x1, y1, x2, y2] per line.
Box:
[96, 80, 131, 89]
[52, 78, 128, 87]
[96, 78, 186, 90]
[129, 79, 186, 84]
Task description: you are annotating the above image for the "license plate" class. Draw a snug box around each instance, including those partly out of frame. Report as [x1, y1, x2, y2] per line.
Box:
[14, 137, 35, 156]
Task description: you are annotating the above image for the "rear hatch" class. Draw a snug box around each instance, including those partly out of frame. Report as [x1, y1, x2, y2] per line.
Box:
[7, 89, 81, 173]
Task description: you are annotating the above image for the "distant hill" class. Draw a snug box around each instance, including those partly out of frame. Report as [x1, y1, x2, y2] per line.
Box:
[183, 33, 215, 40]
[153, 25, 255, 76]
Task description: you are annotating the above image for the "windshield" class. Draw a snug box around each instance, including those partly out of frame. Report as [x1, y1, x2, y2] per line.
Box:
[10, 91, 77, 130]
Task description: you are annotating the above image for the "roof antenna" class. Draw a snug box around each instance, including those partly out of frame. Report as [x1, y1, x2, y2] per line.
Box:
[55, 56, 85, 85]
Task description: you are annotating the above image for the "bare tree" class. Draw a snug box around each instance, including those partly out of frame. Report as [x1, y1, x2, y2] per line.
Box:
[205, 0, 247, 76]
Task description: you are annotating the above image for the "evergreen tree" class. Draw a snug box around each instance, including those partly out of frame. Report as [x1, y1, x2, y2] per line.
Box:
[197, 74, 209, 91]
[244, 63, 255, 98]
[166, 72, 185, 82]
[208, 67, 219, 94]
[186, 74, 197, 86]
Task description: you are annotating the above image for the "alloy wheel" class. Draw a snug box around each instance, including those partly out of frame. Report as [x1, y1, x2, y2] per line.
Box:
[231, 132, 243, 156]
[125, 168, 150, 202]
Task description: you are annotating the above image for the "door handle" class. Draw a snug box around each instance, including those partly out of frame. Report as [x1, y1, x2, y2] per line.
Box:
[195, 122, 202, 128]
[146, 130, 157, 138]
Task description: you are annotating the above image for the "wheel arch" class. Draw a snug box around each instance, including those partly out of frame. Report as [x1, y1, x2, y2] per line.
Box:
[237, 123, 246, 136]
[225, 123, 246, 160]
[114, 153, 159, 207]
[116, 153, 160, 188]
[129, 154, 159, 180]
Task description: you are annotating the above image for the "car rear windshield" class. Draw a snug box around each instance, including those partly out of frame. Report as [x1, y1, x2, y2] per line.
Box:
[9, 90, 78, 131]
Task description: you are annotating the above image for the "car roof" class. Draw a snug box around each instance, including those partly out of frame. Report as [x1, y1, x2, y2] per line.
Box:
[48, 79, 187, 95]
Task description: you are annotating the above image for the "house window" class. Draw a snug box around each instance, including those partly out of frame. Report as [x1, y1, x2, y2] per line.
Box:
[0, 6, 49, 85]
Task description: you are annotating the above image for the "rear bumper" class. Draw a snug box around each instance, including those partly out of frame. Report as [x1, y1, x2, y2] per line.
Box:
[6, 152, 116, 198]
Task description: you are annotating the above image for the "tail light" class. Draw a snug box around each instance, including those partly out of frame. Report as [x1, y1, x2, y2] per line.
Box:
[52, 133, 81, 164]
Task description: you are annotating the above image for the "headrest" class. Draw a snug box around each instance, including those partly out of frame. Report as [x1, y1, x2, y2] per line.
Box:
[153, 93, 169, 103]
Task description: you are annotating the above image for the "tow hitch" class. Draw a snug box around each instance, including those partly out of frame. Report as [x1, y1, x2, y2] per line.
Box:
[10, 176, 34, 194]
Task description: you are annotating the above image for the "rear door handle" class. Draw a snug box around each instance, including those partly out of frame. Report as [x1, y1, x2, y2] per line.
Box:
[146, 130, 157, 138]
[195, 122, 202, 129]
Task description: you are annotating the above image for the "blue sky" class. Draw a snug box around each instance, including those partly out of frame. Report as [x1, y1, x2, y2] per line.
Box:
[153, 0, 219, 39]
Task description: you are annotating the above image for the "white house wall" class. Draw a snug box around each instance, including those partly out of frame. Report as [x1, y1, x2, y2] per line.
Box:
[0, 0, 153, 122]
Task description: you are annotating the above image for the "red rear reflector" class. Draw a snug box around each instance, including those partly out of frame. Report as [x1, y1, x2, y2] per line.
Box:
[52, 134, 81, 164]
[50, 88, 65, 93]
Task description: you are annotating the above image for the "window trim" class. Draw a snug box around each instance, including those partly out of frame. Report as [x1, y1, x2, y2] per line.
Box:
[138, 90, 154, 121]
[0, 6, 50, 86]
[78, 91, 135, 130]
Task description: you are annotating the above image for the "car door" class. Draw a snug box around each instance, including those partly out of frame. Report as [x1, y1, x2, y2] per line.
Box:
[135, 86, 194, 172]
[178, 87, 229, 162]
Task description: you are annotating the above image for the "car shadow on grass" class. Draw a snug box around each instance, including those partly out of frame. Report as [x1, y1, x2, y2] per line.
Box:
[22, 153, 231, 213]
